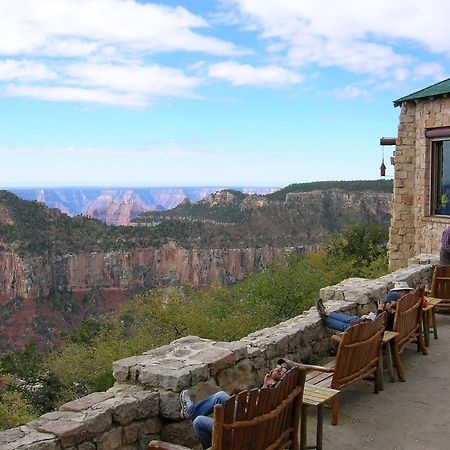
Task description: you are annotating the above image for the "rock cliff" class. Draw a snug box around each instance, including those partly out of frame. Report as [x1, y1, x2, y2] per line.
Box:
[0, 242, 292, 353]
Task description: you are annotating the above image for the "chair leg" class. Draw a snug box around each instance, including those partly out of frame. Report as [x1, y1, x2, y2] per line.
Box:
[331, 395, 339, 425]
[418, 332, 428, 355]
[392, 342, 406, 382]
[374, 362, 381, 394]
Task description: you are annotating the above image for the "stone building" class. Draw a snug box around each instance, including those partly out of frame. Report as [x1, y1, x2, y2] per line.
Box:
[389, 78, 450, 270]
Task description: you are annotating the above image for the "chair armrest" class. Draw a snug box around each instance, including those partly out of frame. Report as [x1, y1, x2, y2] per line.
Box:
[331, 334, 342, 345]
[297, 363, 334, 373]
[148, 440, 192, 450]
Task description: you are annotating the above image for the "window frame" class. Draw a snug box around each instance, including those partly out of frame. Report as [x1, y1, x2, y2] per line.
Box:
[430, 137, 450, 217]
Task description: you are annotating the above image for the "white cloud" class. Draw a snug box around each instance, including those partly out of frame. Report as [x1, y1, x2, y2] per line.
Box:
[226, 0, 450, 81]
[63, 62, 201, 96]
[208, 61, 302, 86]
[0, 0, 241, 57]
[0, 59, 58, 81]
[332, 85, 369, 100]
[4, 84, 147, 108]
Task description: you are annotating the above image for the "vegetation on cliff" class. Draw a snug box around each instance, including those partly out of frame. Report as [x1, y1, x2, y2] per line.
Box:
[0, 181, 391, 256]
[0, 223, 388, 429]
[266, 179, 393, 201]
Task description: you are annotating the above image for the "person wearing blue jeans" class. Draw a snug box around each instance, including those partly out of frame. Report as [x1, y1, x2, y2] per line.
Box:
[179, 359, 294, 449]
[322, 310, 361, 331]
[179, 390, 230, 449]
[315, 298, 361, 331]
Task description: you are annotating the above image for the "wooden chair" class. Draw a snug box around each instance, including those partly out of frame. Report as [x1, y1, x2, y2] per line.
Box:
[430, 265, 450, 311]
[391, 286, 427, 382]
[149, 366, 306, 450]
[303, 312, 386, 425]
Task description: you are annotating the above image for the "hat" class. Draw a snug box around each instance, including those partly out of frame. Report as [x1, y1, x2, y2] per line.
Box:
[277, 358, 297, 370]
[380, 291, 401, 304]
[390, 281, 414, 292]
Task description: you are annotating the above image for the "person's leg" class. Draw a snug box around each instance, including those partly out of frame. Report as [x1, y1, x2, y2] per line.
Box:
[323, 311, 360, 331]
[193, 416, 214, 450]
[190, 391, 230, 418]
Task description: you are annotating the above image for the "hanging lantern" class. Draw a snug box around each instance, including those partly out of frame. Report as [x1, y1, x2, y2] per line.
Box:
[379, 144, 386, 177]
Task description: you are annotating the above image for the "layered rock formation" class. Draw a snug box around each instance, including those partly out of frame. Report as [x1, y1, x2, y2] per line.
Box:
[0, 242, 288, 301]
[0, 242, 293, 353]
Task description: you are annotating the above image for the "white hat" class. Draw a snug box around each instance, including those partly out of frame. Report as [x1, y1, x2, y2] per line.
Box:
[390, 281, 414, 292]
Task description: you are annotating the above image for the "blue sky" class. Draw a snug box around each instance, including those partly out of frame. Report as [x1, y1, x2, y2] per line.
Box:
[0, 0, 449, 187]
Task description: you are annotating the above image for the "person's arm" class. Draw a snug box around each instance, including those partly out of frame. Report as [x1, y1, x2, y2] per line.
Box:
[263, 370, 277, 388]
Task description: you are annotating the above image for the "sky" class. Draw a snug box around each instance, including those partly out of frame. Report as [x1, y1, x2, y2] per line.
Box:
[0, 0, 449, 188]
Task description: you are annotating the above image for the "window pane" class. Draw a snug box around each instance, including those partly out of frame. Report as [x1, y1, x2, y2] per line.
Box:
[433, 140, 450, 215]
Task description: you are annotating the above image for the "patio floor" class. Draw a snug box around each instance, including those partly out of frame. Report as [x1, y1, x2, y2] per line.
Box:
[306, 313, 450, 450]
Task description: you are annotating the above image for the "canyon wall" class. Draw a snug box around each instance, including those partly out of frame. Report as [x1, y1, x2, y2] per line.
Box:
[0, 242, 294, 302]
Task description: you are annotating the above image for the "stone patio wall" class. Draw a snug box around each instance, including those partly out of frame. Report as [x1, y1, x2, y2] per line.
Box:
[0, 255, 437, 450]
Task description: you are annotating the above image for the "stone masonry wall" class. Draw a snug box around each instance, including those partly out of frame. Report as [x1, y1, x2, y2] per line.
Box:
[389, 97, 450, 270]
[0, 256, 436, 450]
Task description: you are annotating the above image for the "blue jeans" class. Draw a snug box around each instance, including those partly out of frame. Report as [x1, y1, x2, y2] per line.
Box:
[323, 311, 359, 331]
[188, 391, 230, 449]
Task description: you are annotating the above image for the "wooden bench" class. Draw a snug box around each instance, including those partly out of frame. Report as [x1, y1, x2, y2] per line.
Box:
[301, 312, 386, 425]
[148, 366, 306, 450]
[430, 265, 450, 312]
[391, 286, 427, 382]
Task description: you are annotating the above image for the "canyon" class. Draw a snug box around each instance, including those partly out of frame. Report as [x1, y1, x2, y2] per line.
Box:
[0, 182, 392, 354]
[8, 186, 277, 225]
[0, 242, 296, 353]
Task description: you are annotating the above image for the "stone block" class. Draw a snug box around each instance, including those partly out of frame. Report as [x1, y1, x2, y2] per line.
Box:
[112, 396, 140, 425]
[215, 358, 255, 394]
[60, 391, 115, 412]
[160, 420, 198, 448]
[0, 427, 59, 450]
[77, 443, 96, 450]
[133, 390, 159, 419]
[214, 341, 248, 361]
[96, 427, 122, 450]
[84, 408, 112, 435]
[159, 390, 181, 420]
[37, 419, 87, 448]
[139, 364, 195, 391]
[143, 417, 162, 435]
[122, 422, 143, 445]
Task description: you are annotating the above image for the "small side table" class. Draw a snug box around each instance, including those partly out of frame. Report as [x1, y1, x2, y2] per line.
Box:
[422, 297, 442, 346]
[380, 331, 399, 389]
[301, 383, 339, 450]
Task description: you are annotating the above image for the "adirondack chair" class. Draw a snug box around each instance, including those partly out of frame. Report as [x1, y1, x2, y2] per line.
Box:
[430, 265, 450, 311]
[149, 366, 306, 450]
[303, 311, 386, 425]
[391, 286, 427, 382]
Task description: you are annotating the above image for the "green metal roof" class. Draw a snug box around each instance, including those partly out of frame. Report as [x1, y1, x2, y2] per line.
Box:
[393, 77, 450, 107]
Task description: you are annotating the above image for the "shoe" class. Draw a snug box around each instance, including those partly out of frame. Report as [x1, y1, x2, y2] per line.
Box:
[315, 298, 327, 319]
[179, 389, 193, 419]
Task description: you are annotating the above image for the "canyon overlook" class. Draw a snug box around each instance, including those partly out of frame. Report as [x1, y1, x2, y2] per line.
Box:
[0, 182, 392, 353]
[0, 242, 295, 353]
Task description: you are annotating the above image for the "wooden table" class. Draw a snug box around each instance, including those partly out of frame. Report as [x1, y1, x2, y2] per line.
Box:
[301, 383, 340, 450]
[380, 331, 399, 388]
[422, 297, 442, 346]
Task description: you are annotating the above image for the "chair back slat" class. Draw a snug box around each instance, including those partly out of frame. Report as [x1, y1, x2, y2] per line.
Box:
[213, 366, 305, 450]
[431, 265, 450, 309]
[332, 312, 386, 389]
[392, 287, 424, 353]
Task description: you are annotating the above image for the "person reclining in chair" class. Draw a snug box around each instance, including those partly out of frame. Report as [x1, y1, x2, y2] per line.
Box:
[178, 358, 296, 449]
[316, 281, 414, 332]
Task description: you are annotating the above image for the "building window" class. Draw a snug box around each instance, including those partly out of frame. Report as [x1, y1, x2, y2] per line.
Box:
[431, 139, 450, 215]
